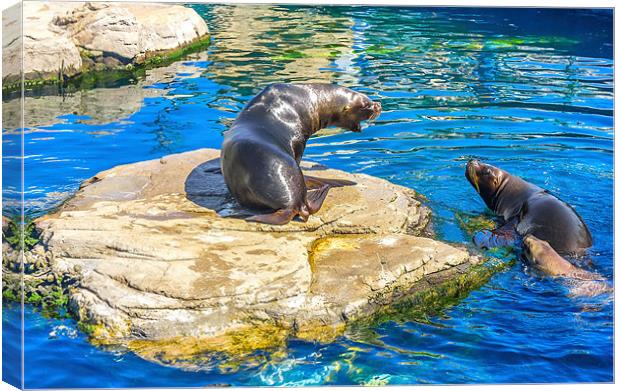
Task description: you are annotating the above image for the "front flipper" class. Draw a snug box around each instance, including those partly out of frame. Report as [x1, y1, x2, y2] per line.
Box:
[473, 228, 518, 249]
[304, 175, 356, 191]
[246, 208, 296, 225]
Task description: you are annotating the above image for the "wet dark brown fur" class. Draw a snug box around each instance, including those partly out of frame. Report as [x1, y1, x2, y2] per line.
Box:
[465, 160, 592, 255]
[221, 83, 381, 225]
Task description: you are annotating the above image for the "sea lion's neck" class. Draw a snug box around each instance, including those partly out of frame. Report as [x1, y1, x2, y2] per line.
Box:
[493, 175, 539, 220]
[302, 85, 348, 138]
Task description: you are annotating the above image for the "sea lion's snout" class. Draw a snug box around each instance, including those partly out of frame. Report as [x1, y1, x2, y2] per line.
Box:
[466, 159, 482, 174]
[465, 160, 503, 195]
[465, 159, 481, 193]
[465, 159, 509, 214]
[358, 97, 381, 121]
[342, 93, 382, 132]
[370, 101, 382, 120]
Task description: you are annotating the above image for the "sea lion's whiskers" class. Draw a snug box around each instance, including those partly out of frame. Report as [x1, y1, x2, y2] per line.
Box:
[468, 164, 480, 193]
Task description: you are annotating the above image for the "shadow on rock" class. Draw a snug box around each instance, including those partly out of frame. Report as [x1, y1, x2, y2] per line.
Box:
[184, 158, 267, 219]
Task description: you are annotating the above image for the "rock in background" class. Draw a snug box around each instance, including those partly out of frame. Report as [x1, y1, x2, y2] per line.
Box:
[2, 1, 209, 85]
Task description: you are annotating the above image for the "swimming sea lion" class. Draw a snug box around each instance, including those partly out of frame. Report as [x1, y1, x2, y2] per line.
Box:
[523, 235, 594, 278]
[523, 235, 612, 297]
[221, 83, 382, 225]
[465, 159, 592, 255]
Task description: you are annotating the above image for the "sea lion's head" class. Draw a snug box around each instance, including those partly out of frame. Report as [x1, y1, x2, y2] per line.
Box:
[522, 234, 571, 276]
[522, 234, 547, 267]
[465, 159, 508, 212]
[332, 89, 381, 132]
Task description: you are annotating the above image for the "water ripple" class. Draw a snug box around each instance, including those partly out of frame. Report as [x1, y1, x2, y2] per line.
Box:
[1, 4, 613, 387]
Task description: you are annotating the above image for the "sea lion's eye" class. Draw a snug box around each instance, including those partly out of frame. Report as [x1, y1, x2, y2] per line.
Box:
[342, 105, 351, 112]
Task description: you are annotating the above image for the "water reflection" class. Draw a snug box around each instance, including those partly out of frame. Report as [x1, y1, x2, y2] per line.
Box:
[2, 52, 210, 131]
[201, 4, 358, 94]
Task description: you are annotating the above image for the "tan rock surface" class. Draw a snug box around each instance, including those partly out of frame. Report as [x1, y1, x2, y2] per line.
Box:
[3, 2, 83, 83]
[33, 148, 481, 349]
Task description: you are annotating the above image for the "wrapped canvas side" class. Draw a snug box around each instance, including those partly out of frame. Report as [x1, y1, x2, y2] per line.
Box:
[2, 1, 24, 389]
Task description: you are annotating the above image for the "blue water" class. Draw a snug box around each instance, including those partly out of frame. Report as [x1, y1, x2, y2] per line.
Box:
[2, 5, 614, 387]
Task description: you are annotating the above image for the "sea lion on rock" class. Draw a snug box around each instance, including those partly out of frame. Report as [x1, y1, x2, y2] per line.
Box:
[523, 235, 612, 297]
[221, 83, 381, 225]
[465, 159, 592, 255]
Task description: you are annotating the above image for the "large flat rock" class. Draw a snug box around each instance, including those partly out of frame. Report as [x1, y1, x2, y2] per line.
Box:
[32, 148, 481, 356]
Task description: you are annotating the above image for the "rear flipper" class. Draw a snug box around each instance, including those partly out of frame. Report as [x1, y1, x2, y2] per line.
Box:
[304, 175, 356, 191]
[246, 176, 354, 225]
[304, 175, 355, 215]
[567, 279, 613, 298]
[246, 208, 297, 225]
[564, 263, 613, 297]
[306, 185, 331, 214]
[473, 229, 518, 249]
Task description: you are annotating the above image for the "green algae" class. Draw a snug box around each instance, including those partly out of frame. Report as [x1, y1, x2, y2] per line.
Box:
[142, 35, 212, 67]
[2, 215, 40, 251]
[455, 211, 497, 236]
[489, 37, 526, 46]
[2, 217, 72, 318]
[488, 36, 579, 48]
[2, 288, 18, 302]
[126, 324, 290, 372]
[2, 268, 71, 318]
[348, 256, 515, 334]
[76, 320, 107, 338]
[272, 48, 342, 61]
